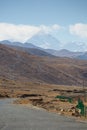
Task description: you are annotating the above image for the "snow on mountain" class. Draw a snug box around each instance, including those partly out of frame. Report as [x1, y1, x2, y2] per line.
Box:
[27, 31, 87, 52]
[27, 31, 61, 50]
[63, 41, 87, 52]
[0, 32, 87, 54]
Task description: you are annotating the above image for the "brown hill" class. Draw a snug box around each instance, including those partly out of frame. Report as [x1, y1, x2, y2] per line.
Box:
[0, 44, 87, 86]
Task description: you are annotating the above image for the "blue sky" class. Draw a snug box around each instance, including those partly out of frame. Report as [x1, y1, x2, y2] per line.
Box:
[0, 0, 87, 25]
[0, 0, 87, 48]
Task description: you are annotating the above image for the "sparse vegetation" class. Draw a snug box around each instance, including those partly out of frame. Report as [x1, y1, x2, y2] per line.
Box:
[0, 44, 87, 121]
[0, 44, 87, 85]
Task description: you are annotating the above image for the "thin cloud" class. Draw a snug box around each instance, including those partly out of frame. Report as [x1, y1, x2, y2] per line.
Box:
[39, 24, 62, 33]
[0, 23, 62, 42]
[69, 23, 87, 38]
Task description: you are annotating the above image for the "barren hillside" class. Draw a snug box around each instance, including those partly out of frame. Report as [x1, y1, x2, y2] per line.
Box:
[0, 44, 87, 86]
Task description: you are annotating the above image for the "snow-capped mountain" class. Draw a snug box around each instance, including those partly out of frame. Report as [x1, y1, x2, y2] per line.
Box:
[0, 31, 87, 59]
[63, 41, 87, 52]
[27, 32, 87, 52]
[27, 31, 61, 50]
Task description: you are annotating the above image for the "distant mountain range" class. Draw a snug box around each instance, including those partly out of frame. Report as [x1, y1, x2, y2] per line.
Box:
[44, 49, 84, 58]
[1, 31, 87, 51]
[63, 41, 87, 52]
[0, 40, 39, 48]
[26, 31, 87, 52]
[0, 40, 53, 57]
[0, 31, 87, 59]
[0, 39, 87, 59]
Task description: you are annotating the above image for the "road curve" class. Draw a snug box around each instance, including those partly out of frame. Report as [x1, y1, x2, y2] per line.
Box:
[0, 98, 87, 130]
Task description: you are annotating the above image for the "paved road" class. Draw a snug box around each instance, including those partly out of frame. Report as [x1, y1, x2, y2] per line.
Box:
[0, 99, 87, 130]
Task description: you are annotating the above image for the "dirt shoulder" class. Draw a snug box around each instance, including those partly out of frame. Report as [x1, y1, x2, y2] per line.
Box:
[13, 85, 87, 122]
[0, 81, 87, 121]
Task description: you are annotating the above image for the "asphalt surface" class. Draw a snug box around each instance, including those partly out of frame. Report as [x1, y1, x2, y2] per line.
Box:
[0, 98, 87, 130]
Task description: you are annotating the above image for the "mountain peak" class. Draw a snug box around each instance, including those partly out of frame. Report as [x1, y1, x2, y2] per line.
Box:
[27, 32, 61, 50]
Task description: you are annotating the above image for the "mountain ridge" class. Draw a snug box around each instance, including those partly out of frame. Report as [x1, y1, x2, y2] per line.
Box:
[0, 39, 87, 59]
[0, 44, 87, 86]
